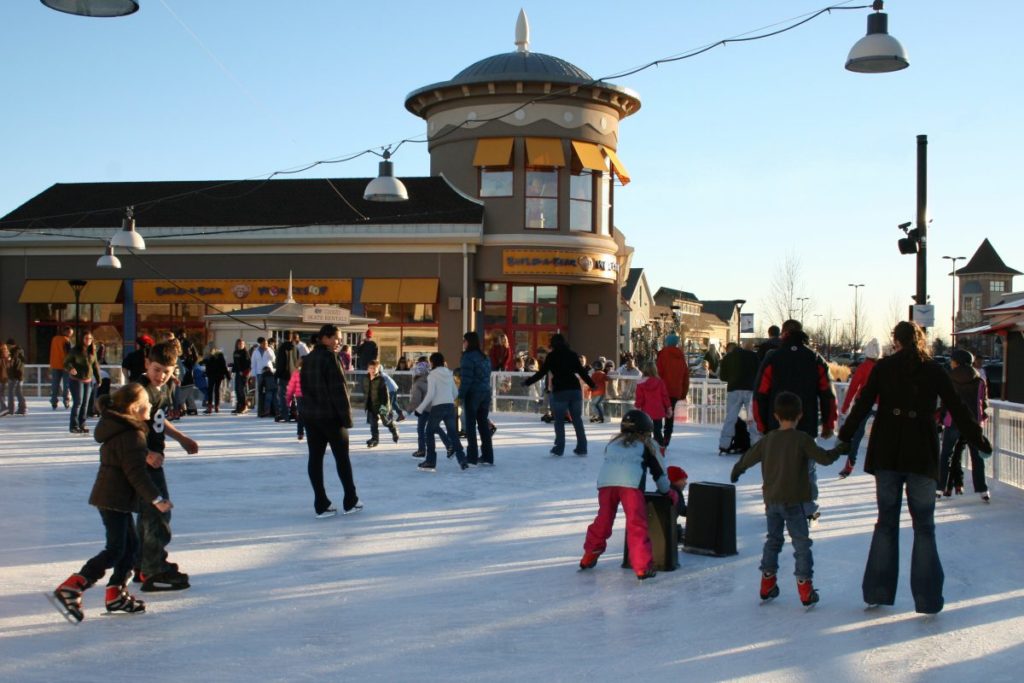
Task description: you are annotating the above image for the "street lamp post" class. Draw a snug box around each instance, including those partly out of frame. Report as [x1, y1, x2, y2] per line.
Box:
[734, 299, 746, 343]
[830, 317, 841, 361]
[68, 279, 87, 339]
[942, 255, 966, 350]
[796, 297, 810, 322]
[848, 284, 865, 355]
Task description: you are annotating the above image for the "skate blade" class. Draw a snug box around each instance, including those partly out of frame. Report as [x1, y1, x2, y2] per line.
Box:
[45, 592, 82, 625]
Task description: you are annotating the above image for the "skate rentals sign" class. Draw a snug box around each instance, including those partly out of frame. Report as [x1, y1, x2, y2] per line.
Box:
[502, 249, 618, 281]
[302, 305, 351, 325]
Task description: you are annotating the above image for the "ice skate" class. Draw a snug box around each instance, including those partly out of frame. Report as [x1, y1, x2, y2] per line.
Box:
[105, 584, 146, 614]
[51, 574, 87, 622]
[760, 572, 780, 600]
[579, 550, 599, 570]
[797, 579, 819, 607]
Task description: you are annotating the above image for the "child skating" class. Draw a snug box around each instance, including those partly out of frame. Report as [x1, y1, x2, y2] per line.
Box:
[579, 409, 670, 580]
[730, 392, 841, 606]
[51, 384, 172, 622]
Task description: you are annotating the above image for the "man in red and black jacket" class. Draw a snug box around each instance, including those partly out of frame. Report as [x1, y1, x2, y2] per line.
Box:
[752, 319, 837, 519]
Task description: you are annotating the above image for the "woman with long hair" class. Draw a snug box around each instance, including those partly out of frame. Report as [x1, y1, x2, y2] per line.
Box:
[488, 331, 512, 371]
[64, 330, 98, 434]
[839, 321, 991, 614]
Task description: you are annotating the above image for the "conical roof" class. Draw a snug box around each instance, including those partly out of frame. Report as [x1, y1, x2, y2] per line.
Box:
[955, 239, 1021, 276]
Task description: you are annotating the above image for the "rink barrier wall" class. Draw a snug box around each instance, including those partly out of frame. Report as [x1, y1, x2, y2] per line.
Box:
[18, 365, 1022, 490]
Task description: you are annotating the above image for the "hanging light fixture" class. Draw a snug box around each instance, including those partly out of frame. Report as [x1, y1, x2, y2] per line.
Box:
[363, 148, 409, 202]
[96, 242, 122, 269]
[845, 1, 909, 73]
[41, 0, 139, 17]
[109, 206, 146, 250]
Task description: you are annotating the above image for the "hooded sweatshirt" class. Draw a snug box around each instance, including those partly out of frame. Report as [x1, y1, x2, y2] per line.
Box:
[417, 366, 458, 413]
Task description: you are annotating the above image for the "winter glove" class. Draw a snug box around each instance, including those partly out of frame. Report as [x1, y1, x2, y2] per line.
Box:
[975, 434, 993, 455]
[378, 406, 389, 418]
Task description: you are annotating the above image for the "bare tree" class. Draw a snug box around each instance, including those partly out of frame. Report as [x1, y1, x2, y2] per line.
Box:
[887, 294, 907, 336]
[764, 252, 803, 326]
[849, 290, 869, 354]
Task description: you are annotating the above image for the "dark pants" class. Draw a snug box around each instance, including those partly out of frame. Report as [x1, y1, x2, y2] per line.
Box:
[424, 403, 463, 466]
[304, 419, 357, 514]
[664, 398, 680, 446]
[136, 466, 174, 576]
[295, 397, 305, 438]
[550, 388, 586, 455]
[209, 378, 222, 408]
[462, 391, 493, 464]
[276, 373, 291, 419]
[234, 373, 248, 411]
[69, 379, 89, 430]
[846, 409, 875, 466]
[652, 418, 666, 448]
[258, 374, 278, 415]
[50, 368, 70, 407]
[863, 470, 944, 613]
[417, 410, 450, 454]
[940, 425, 986, 493]
[80, 508, 139, 587]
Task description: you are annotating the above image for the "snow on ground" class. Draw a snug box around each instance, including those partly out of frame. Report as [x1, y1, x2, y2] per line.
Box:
[1, 397, 1022, 683]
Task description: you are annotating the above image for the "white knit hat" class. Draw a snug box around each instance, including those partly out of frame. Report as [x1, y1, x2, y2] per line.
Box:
[863, 338, 881, 359]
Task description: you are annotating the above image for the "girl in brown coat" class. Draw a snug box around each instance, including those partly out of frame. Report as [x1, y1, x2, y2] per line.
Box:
[51, 384, 173, 622]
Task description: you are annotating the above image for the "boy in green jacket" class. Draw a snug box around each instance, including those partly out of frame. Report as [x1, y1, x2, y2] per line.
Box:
[731, 391, 842, 606]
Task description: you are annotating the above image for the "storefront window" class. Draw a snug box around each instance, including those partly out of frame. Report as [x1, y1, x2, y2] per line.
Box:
[484, 283, 565, 361]
[569, 172, 594, 232]
[525, 170, 558, 230]
[480, 168, 513, 197]
[596, 174, 611, 236]
[512, 286, 535, 304]
[536, 286, 558, 305]
[404, 304, 435, 323]
[484, 283, 506, 302]
[363, 303, 403, 323]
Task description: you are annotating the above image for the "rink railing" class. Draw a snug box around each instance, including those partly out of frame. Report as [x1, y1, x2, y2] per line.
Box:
[18, 365, 1022, 489]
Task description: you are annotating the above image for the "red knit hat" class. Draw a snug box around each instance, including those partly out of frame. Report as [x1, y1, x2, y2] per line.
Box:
[364, 328, 373, 338]
[667, 466, 688, 484]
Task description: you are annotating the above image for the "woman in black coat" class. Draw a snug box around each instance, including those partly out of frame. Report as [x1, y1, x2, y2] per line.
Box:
[839, 321, 991, 614]
[230, 339, 251, 414]
[201, 348, 230, 413]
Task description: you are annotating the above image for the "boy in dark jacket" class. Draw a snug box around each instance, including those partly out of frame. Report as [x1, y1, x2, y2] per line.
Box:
[731, 392, 842, 606]
[938, 349, 990, 499]
[364, 360, 397, 448]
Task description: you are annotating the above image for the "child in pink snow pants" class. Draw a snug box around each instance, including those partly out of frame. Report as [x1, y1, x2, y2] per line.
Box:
[579, 409, 670, 580]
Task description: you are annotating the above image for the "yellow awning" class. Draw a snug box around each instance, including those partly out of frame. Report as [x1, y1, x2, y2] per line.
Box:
[397, 278, 439, 304]
[601, 146, 631, 185]
[472, 138, 514, 167]
[571, 141, 607, 172]
[360, 279, 402, 304]
[18, 279, 123, 304]
[525, 138, 566, 167]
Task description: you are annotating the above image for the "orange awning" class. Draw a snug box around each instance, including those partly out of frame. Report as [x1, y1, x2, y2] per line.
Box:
[18, 279, 123, 304]
[397, 278, 439, 304]
[472, 138, 514, 167]
[601, 146, 631, 185]
[525, 138, 566, 167]
[360, 279, 402, 304]
[571, 141, 607, 172]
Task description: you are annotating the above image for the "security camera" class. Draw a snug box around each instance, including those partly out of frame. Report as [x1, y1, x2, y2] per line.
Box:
[897, 221, 912, 231]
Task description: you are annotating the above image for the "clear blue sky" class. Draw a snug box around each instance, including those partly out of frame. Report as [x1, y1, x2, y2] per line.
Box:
[2, 1, 1021, 344]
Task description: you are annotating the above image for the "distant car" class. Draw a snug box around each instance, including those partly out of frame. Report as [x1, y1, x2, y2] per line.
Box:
[834, 353, 865, 366]
[983, 362, 1003, 399]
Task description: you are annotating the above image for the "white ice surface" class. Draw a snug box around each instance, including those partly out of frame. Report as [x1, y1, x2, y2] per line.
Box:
[1, 398, 1022, 683]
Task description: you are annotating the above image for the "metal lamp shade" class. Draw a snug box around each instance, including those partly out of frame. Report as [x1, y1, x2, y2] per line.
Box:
[97, 244, 122, 269]
[846, 12, 909, 73]
[41, 0, 140, 17]
[363, 160, 409, 202]
[110, 216, 146, 249]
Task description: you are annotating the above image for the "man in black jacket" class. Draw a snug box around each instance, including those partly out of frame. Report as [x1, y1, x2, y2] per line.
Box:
[300, 324, 360, 518]
[717, 340, 760, 452]
[523, 334, 595, 456]
[274, 333, 300, 422]
[355, 329, 378, 371]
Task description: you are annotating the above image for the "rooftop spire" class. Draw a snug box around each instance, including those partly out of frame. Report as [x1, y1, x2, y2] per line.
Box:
[515, 9, 530, 53]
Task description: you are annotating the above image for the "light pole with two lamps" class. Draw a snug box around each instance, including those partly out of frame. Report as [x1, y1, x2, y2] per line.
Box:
[942, 255, 966, 350]
[796, 296, 810, 322]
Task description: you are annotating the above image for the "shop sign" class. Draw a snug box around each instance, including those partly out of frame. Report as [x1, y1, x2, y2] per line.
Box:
[502, 249, 618, 280]
[134, 279, 352, 304]
[302, 305, 351, 325]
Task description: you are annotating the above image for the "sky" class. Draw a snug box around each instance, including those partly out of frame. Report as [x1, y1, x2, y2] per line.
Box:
[1, 0, 1021, 345]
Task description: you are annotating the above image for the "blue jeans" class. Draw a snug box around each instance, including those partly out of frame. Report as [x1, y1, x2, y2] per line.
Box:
[417, 411, 450, 454]
[69, 380, 89, 430]
[760, 503, 813, 580]
[424, 403, 463, 466]
[550, 388, 586, 455]
[589, 394, 605, 421]
[80, 508, 139, 587]
[846, 409, 875, 465]
[50, 368, 69, 407]
[462, 391, 493, 464]
[863, 470, 944, 613]
[276, 375, 291, 419]
[258, 374, 278, 415]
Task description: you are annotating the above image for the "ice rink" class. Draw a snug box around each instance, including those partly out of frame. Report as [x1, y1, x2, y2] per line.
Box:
[1, 398, 1022, 682]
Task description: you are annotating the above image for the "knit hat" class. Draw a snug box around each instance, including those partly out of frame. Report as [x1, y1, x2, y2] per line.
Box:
[137, 334, 155, 347]
[665, 333, 680, 347]
[413, 361, 430, 377]
[364, 328, 373, 338]
[862, 338, 881, 359]
[951, 349, 974, 367]
[667, 466, 688, 484]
